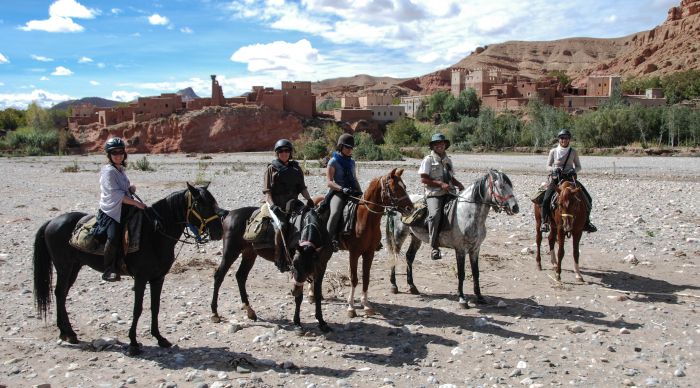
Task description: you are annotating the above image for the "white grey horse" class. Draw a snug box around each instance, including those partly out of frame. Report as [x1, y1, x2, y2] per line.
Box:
[386, 170, 519, 308]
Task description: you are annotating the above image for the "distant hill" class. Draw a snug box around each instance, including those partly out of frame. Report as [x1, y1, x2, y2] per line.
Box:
[311, 74, 411, 100]
[51, 97, 121, 111]
[176, 87, 199, 102]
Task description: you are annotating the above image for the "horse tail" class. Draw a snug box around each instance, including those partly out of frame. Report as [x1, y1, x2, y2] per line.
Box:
[33, 220, 53, 320]
[385, 212, 400, 267]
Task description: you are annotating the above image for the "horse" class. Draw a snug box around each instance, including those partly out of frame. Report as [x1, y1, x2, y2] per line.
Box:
[386, 170, 519, 308]
[315, 168, 413, 318]
[534, 181, 587, 282]
[210, 203, 332, 332]
[33, 183, 224, 356]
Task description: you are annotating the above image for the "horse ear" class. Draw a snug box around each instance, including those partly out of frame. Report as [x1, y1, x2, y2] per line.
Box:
[389, 167, 397, 177]
[186, 182, 199, 197]
[203, 181, 211, 190]
[396, 168, 404, 177]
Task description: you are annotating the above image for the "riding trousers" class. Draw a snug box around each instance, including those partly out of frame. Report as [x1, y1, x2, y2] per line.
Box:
[541, 180, 593, 220]
[326, 194, 346, 240]
[427, 195, 447, 249]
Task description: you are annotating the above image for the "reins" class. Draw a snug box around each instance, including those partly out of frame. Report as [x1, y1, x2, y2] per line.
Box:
[346, 175, 410, 215]
[450, 171, 513, 211]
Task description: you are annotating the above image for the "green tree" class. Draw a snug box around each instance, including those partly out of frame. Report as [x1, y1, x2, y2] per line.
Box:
[0, 108, 26, 130]
[547, 70, 571, 87]
[25, 102, 53, 131]
[385, 117, 421, 146]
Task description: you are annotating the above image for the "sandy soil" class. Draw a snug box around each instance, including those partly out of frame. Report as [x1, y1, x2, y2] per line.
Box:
[0, 153, 698, 388]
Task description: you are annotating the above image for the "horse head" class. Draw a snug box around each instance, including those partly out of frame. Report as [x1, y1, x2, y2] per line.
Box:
[384, 168, 414, 216]
[290, 209, 323, 297]
[555, 182, 583, 235]
[486, 170, 519, 215]
[185, 182, 224, 241]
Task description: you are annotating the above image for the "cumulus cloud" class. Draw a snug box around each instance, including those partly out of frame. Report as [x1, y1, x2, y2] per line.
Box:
[21, 0, 98, 33]
[40, 76, 50, 81]
[90, 80, 100, 85]
[78, 56, 93, 63]
[111, 90, 141, 102]
[51, 66, 73, 76]
[0, 89, 74, 109]
[0, 53, 8, 64]
[180, 27, 193, 34]
[31, 54, 54, 62]
[148, 14, 169, 26]
[111, 8, 122, 15]
[231, 39, 320, 78]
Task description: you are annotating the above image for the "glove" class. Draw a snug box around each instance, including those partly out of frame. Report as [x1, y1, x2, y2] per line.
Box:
[354, 190, 363, 197]
[554, 167, 562, 175]
[342, 187, 353, 195]
[306, 199, 315, 208]
[564, 168, 575, 176]
[270, 205, 281, 214]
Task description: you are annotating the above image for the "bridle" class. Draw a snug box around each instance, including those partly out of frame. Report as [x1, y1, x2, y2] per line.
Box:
[184, 190, 220, 243]
[349, 175, 411, 215]
[487, 172, 514, 211]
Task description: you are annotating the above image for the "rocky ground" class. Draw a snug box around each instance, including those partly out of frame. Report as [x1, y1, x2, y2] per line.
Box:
[0, 152, 698, 388]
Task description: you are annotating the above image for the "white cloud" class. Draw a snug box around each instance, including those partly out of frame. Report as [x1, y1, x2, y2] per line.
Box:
[111, 90, 141, 102]
[40, 76, 50, 81]
[0, 88, 74, 109]
[231, 39, 320, 78]
[51, 66, 73, 76]
[21, 0, 98, 33]
[97, 62, 106, 68]
[0, 82, 4, 86]
[604, 15, 618, 23]
[78, 56, 93, 63]
[180, 27, 193, 34]
[111, 8, 122, 15]
[0, 53, 8, 64]
[148, 14, 169, 26]
[31, 54, 54, 62]
[90, 80, 100, 85]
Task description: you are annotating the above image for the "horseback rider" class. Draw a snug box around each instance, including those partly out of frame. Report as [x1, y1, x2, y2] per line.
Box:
[90, 137, 146, 282]
[418, 133, 465, 261]
[322, 133, 362, 252]
[263, 139, 315, 272]
[540, 129, 597, 233]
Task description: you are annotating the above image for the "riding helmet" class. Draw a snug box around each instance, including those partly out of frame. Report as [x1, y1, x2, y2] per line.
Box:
[429, 133, 450, 149]
[557, 129, 572, 139]
[337, 133, 355, 148]
[104, 137, 126, 153]
[273, 139, 294, 152]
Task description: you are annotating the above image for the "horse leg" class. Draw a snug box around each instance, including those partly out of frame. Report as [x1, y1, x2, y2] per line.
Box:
[347, 252, 359, 318]
[548, 228, 557, 269]
[293, 292, 303, 332]
[535, 218, 543, 271]
[556, 231, 566, 282]
[148, 276, 171, 348]
[127, 278, 147, 356]
[360, 251, 376, 316]
[55, 263, 81, 343]
[314, 269, 331, 333]
[469, 247, 486, 304]
[572, 231, 584, 282]
[405, 236, 421, 295]
[235, 248, 257, 321]
[211, 245, 240, 323]
[456, 249, 469, 308]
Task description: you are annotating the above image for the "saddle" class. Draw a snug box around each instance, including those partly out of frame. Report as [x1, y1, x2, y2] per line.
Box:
[69, 212, 143, 256]
[401, 196, 458, 231]
[243, 204, 275, 249]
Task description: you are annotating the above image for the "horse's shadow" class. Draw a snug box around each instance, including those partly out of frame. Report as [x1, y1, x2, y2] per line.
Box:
[407, 293, 642, 331]
[582, 268, 700, 304]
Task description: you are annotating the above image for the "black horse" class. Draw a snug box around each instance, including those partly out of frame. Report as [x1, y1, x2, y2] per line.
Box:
[211, 204, 332, 332]
[33, 183, 224, 356]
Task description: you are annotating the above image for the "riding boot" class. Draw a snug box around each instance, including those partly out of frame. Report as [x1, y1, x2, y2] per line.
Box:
[102, 240, 121, 282]
[584, 217, 598, 233]
[274, 230, 289, 272]
[428, 224, 441, 260]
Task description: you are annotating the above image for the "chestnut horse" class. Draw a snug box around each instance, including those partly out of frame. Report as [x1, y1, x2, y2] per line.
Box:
[316, 168, 413, 318]
[534, 181, 587, 282]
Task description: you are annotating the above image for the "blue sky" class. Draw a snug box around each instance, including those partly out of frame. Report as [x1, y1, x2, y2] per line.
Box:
[0, 0, 679, 109]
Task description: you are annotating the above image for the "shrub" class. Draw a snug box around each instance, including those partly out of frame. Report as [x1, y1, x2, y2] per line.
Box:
[132, 156, 156, 171]
[385, 117, 421, 146]
[353, 132, 403, 161]
[61, 161, 80, 173]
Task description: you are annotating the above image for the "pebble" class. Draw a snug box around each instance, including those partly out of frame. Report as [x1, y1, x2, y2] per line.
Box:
[521, 247, 533, 254]
[217, 371, 228, 379]
[450, 347, 464, 356]
[619, 328, 631, 335]
[622, 254, 639, 265]
[497, 300, 508, 308]
[509, 369, 523, 377]
[517, 361, 527, 369]
[567, 325, 585, 333]
[126, 377, 136, 384]
[674, 369, 685, 377]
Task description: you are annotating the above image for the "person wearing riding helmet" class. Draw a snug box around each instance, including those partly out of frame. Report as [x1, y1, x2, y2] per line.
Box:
[322, 133, 362, 252]
[419, 133, 465, 261]
[263, 139, 315, 272]
[90, 137, 146, 282]
[540, 129, 597, 233]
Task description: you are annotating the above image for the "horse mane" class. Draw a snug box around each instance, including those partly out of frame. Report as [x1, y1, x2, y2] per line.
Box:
[364, 176, 382, 200]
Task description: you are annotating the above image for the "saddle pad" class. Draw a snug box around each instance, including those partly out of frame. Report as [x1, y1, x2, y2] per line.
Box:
[69, 212, 142, 256]
[243, 204, 274, 243]
[401, 200, 427, 226]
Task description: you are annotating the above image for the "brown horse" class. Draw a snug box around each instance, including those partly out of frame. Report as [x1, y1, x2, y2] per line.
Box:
[534, 181, 587, 282]
[316, 168, 413, 318]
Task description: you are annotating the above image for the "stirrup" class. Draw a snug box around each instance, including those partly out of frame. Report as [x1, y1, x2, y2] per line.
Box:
[331, 240, 339, 252]
[584, 222, 597, 233]
[101, 271, 120, 282]
[430, 249, 441, 261]
[540, 223, 550, 233]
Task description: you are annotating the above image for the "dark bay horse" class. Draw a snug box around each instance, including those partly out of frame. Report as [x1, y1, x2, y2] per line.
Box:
[33, 183, 223, 356]
[210, 205, 332, 332]
[316, 168, 413, 318]
[534, 181, 587, 282]
[386, 170, 519, 308]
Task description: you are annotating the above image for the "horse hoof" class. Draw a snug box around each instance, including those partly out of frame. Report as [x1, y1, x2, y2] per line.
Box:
[576, 277, 586, 283]
[319, 323, 332, 333]
[536, 264, 542, 271]
[459, 301, 470, 309]
[390, 285, 398, 294]
[294, 326, 304, 336]
[409, 285, 420, 295]
[127, 345, 142, 356]
[60, 334, 79, 344]
[475, 296, 487, 305]
[363, 307, 376, 316]
[211, 315, 221, 323]
[157, 338, 172, 348]
[347, 309, 357, 318]
[247, 310, 258, 321]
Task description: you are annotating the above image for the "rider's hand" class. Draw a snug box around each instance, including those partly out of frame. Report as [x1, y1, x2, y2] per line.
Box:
[440, 182, 450, 191]
[354, 190, 363, 197]
[136, 201, 146, 210]
[554, 167, 563, 175]
[342, 187, 353, 195]
[306, 199, 315, 209]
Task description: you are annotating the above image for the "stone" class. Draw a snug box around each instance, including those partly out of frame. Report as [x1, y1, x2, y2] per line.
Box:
[450, 347, 464, 356]
[674, 368, 685, 377]
[619, 328, 631, 335]
[567, 325, 585, 333]
[517, 361, 527, 369]
[510, 369, 523, 377]
[521, 247, 534, 255]
[622, 254, 639, 265]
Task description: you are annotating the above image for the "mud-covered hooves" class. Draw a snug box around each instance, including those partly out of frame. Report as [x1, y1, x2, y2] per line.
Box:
[409, 286, 420, 295]
[363, 308, 376, 316]
[60, 334, 79, 344]
[211, 315, 221, 323]
[390, 286, 398, 294]
[157, 338, 172, 348]
[347, 309, 357, 318]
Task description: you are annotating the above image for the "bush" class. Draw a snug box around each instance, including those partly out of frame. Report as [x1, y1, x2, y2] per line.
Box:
[353, 132, 403, 161]
[385, 117, 421, 146]
[132, 156, 156, 171]
[4, 127, 59, 155]
[61, 161, 80, 173]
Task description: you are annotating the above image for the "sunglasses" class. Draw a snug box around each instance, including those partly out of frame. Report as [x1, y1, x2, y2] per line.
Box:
[343, 145, 354, 150]
[277, 149, 291, 154]
[110, 150, 125, 155]
[559, 136, 571, 140]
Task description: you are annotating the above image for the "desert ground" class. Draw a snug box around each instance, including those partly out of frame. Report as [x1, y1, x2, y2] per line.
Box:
[0, 152, 698, 388]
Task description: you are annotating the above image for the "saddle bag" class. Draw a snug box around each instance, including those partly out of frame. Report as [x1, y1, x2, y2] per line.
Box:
[342, 200, 358, 236]
[401, 200, 427, 226]
[69, 212, 143, 255]
[243, 205, 274, 243]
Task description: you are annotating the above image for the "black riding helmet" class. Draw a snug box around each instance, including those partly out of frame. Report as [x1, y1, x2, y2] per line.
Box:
[273, 139, 293, 153]
[337, 133, 354, 151]
[557, 129, 572, 139]
[104, 137, 126, 153]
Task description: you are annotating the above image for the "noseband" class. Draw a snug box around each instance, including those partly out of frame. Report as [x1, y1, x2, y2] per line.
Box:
[379, 176, 410, 212]
[185, 190, 220, 243]
[487, 172, 514, 210]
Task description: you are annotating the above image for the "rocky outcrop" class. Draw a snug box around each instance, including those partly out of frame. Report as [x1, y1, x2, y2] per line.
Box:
[70, 105, 305, 154]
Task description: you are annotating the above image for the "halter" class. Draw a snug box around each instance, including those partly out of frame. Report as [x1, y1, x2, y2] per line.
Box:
[185, 190, 220, 243]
